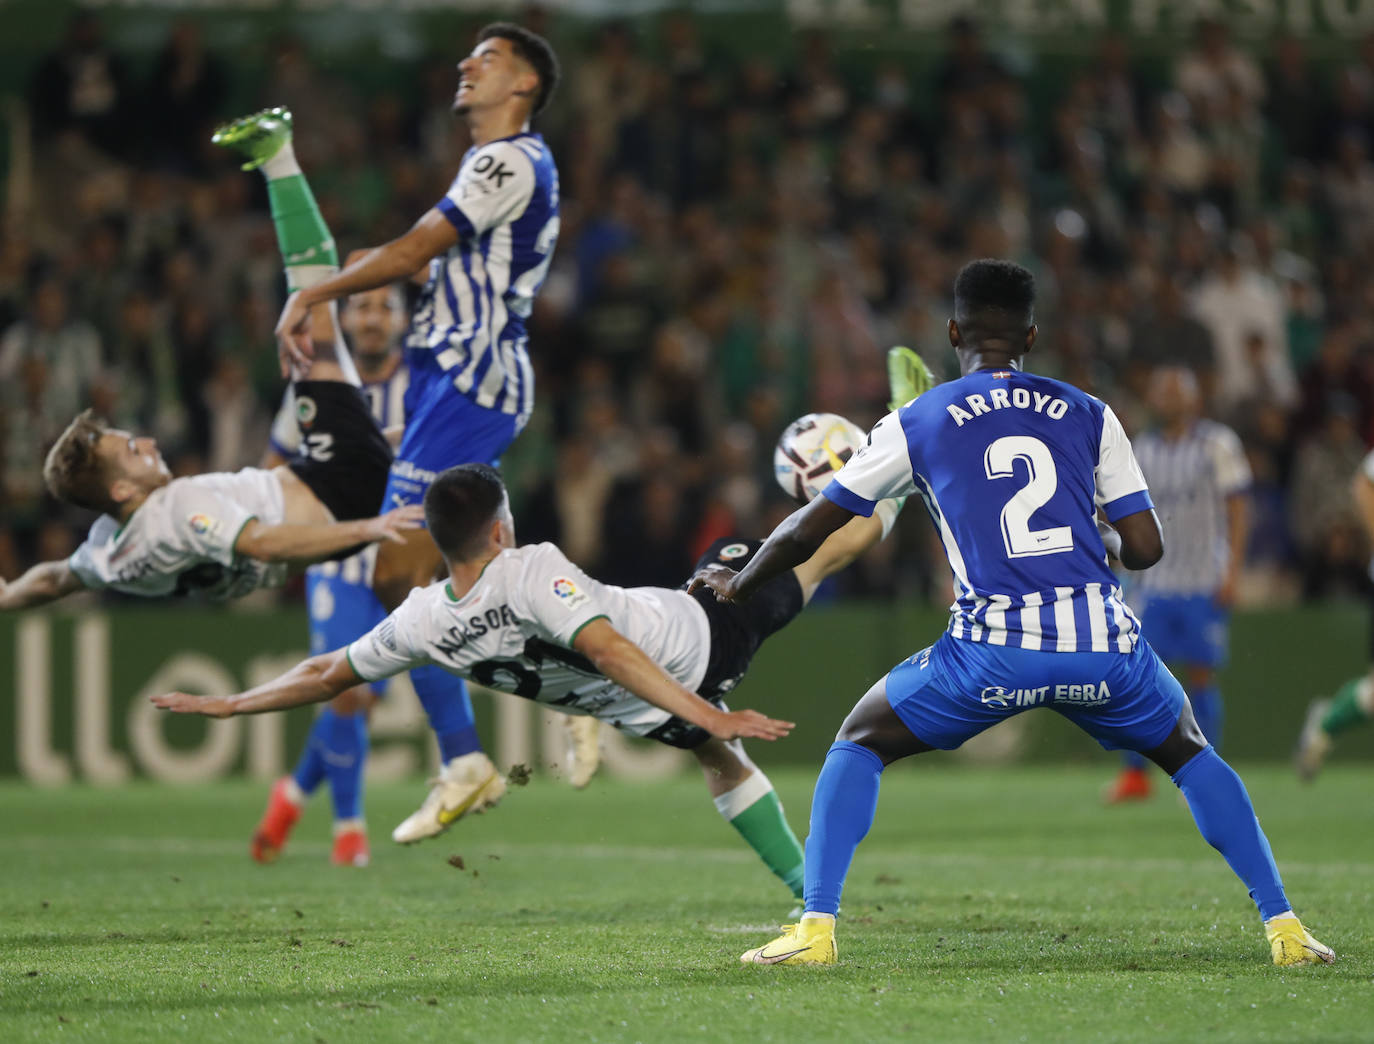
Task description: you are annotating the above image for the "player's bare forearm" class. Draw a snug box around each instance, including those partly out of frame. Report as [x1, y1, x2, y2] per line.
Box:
[0, 560, 84, 610]
[1223, 493, 1250, 594]
[573, 620, 792, 741]
[695, 496, 855, 602]
[1113, 508, 1165, 571]
[235, 505, 424, 564]
[298, 211, 456, 309]
[1353, 471, 1374, 543]
[151, 651, 359, 717]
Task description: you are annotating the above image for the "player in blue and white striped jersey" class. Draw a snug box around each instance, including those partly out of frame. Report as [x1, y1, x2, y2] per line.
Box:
[696, 260, 1332, 968]
[266, 24, 562, 843]
[1106, 367, 1250, 803]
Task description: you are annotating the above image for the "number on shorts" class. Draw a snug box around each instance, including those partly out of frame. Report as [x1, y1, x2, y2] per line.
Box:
[983, 435, 1073, 558]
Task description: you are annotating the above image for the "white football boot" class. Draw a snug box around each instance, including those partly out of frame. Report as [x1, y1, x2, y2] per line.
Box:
[391, 752, 506, 844]
[564, 715, 601, 789]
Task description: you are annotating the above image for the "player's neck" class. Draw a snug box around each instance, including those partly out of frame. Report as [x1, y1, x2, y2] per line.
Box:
[447, 550, 501, 600]
[1161, 417, 1194, 441]
[465, 107, 529, 147]
[961, 352, 1023, 375]
[356, 353, 399, 384]
[116, 489, 150, 524]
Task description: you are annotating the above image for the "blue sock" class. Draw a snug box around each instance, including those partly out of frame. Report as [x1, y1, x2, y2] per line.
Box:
[1121, 750, 1147, 771]
[803, 741, 885, 916]
[292, 713, 330, 796]
[1172, 745, 1289, 920]
[1190, 685, 1224, 749]
[410, 664, 481, 762]
[318, 708, 368, 822]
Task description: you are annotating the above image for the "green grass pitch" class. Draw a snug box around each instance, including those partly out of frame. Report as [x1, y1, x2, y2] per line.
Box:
[2, 764, 1371, 1043]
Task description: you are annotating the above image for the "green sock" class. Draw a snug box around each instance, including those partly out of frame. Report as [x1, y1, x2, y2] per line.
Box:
[1321, 679, 1373, 736]
[715, 774, 805, 898]
[260, 142, 338, 289]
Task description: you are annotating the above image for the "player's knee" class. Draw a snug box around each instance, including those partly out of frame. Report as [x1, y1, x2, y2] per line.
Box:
[1144, 702, 1209, 776]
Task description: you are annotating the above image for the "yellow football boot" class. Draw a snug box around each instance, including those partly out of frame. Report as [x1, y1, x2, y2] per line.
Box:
[740, 919, 837, 966]
[1265, 912, 1335, 966]
[887, 346, 935, 410]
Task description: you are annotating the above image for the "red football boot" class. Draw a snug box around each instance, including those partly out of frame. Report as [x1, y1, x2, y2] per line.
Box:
[251, 777, 303, 863]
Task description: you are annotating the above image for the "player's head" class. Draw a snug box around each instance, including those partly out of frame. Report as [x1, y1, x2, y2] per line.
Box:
[1147, 366, 1201, 425]
[424, 463, 515, 566]
[341, 284, 406, 368]
[43, 410, 171, 516]
[948, 259, 1037, 370]
[454, 24, 560, 122]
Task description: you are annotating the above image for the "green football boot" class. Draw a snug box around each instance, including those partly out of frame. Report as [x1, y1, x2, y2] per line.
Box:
[211, 107, 293, 171]
[887, 346, 935, 411]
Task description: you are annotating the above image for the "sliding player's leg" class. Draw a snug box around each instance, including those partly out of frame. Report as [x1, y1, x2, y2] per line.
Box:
[690, 736, 805, 903]
[1080, 643, 1333, 966]
[1296, 671, 1374, 782]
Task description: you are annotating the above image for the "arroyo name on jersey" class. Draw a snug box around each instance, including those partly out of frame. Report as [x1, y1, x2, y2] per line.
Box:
[824, 369, 1153, 654]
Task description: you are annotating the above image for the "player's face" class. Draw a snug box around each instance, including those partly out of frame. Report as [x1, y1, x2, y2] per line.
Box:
[453, 38, 536, 115]
[341, 287, 405, 364]
[99, 429, 172, 491]
[1148, 369, 1200, 424]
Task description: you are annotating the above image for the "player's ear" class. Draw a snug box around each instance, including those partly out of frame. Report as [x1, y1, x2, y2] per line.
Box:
[1024, 323, 1038, 354]
[947, 319, 961, 348]
[109, 479, 133, 505]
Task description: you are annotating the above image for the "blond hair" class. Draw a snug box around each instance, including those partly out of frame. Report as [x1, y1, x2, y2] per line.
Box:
[43, 410, 118, 513]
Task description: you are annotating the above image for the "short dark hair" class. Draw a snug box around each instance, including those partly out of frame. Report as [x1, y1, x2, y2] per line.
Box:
[953, 259, 1036, 340]
[424, 463, 508, 561]
[478, 22, 560, 119]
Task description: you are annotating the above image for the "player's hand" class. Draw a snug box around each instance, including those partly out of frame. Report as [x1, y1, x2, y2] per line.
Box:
[363, 504, 426, 544]
[274, 290, 315, 378]
[150, 692, 235, 718]
[687, 563, 741, 603]
[707, 708, 795, 742]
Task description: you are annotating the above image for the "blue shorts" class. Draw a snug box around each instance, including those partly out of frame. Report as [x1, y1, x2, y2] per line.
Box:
[306, 565, 389, 698]
[1134, 592, 1228, 668]
[886, 633, 1186, 753]
[382, 366, 524, 508]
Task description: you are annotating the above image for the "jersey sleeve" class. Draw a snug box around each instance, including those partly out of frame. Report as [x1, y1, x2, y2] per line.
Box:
[67, 516, 120, 590]
[1095, 403, 1155, 521]
[1208, 425, 1252, 497]
[822, 411, 916, 517]
[346, 589, 433, 682]
[516, 544, 611, 646]
[167, 481, 259, 566]
[436, 142, 536, 240]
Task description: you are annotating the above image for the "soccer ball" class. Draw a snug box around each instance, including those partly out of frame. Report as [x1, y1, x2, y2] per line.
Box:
[773, 412, 866, 504]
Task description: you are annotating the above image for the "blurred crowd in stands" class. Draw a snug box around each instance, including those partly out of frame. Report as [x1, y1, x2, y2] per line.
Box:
[3, 11, 1374, 604]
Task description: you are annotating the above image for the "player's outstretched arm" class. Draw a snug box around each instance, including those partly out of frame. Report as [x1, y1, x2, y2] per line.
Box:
[151, 649, 362, 718]
[1111, 508, 1165, 571]
[791, 497, 905, 597]
[0, 560, 85, 611]
[275, 209, 458, 375]
[691, 496, 855, 604]
[572, 619, 794, 742]
[234, 504, 425, 565]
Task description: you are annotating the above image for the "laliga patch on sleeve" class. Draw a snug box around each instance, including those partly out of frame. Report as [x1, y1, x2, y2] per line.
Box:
[188, 514, 220, 538]
[551, 577, 590, 611]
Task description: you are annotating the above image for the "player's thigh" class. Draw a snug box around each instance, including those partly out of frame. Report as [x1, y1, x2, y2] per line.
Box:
[881, 638, 1019, 756]
[1057, 642, 1187, 754]
[384, 380, 524, 509]
[373, 528, 445, 608]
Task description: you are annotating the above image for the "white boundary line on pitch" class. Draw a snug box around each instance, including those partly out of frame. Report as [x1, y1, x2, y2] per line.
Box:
[8, 835, 1374, 878]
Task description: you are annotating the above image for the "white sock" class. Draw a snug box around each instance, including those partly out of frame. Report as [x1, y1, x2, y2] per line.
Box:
[260, 139, 301, 181]
[282, 777, 308, 806]
[800, 912, 835, 925]
[333, 817, 366, 836]
[1264, 909, 1295, 924]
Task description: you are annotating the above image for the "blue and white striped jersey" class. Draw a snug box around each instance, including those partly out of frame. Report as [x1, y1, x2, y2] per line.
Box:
[825, 369, 1154, 653]
[410, 132, 560, 423]
[1131, 420, 1249, 596]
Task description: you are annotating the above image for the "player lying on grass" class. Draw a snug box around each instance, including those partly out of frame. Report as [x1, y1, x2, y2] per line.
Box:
[0, 302, 420, 610]
[1295, 447, 1374, 780]
[693, 259, 1334, 968]
[152, 461, 906, 905]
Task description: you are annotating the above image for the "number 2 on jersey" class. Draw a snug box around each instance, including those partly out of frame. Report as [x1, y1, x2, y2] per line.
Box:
[983, 435, 1073, 558]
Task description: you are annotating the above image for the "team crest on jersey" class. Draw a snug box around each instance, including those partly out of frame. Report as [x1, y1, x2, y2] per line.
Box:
[188, 514, 217, 537]
[551, 577, 589, 611]
[295, 396, 318, 429]
[718, 543, 750, 561]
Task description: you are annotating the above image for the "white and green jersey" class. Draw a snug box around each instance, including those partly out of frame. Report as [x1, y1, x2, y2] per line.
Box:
[347, 542, 711, 737]
[69, 469, 287, 600]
